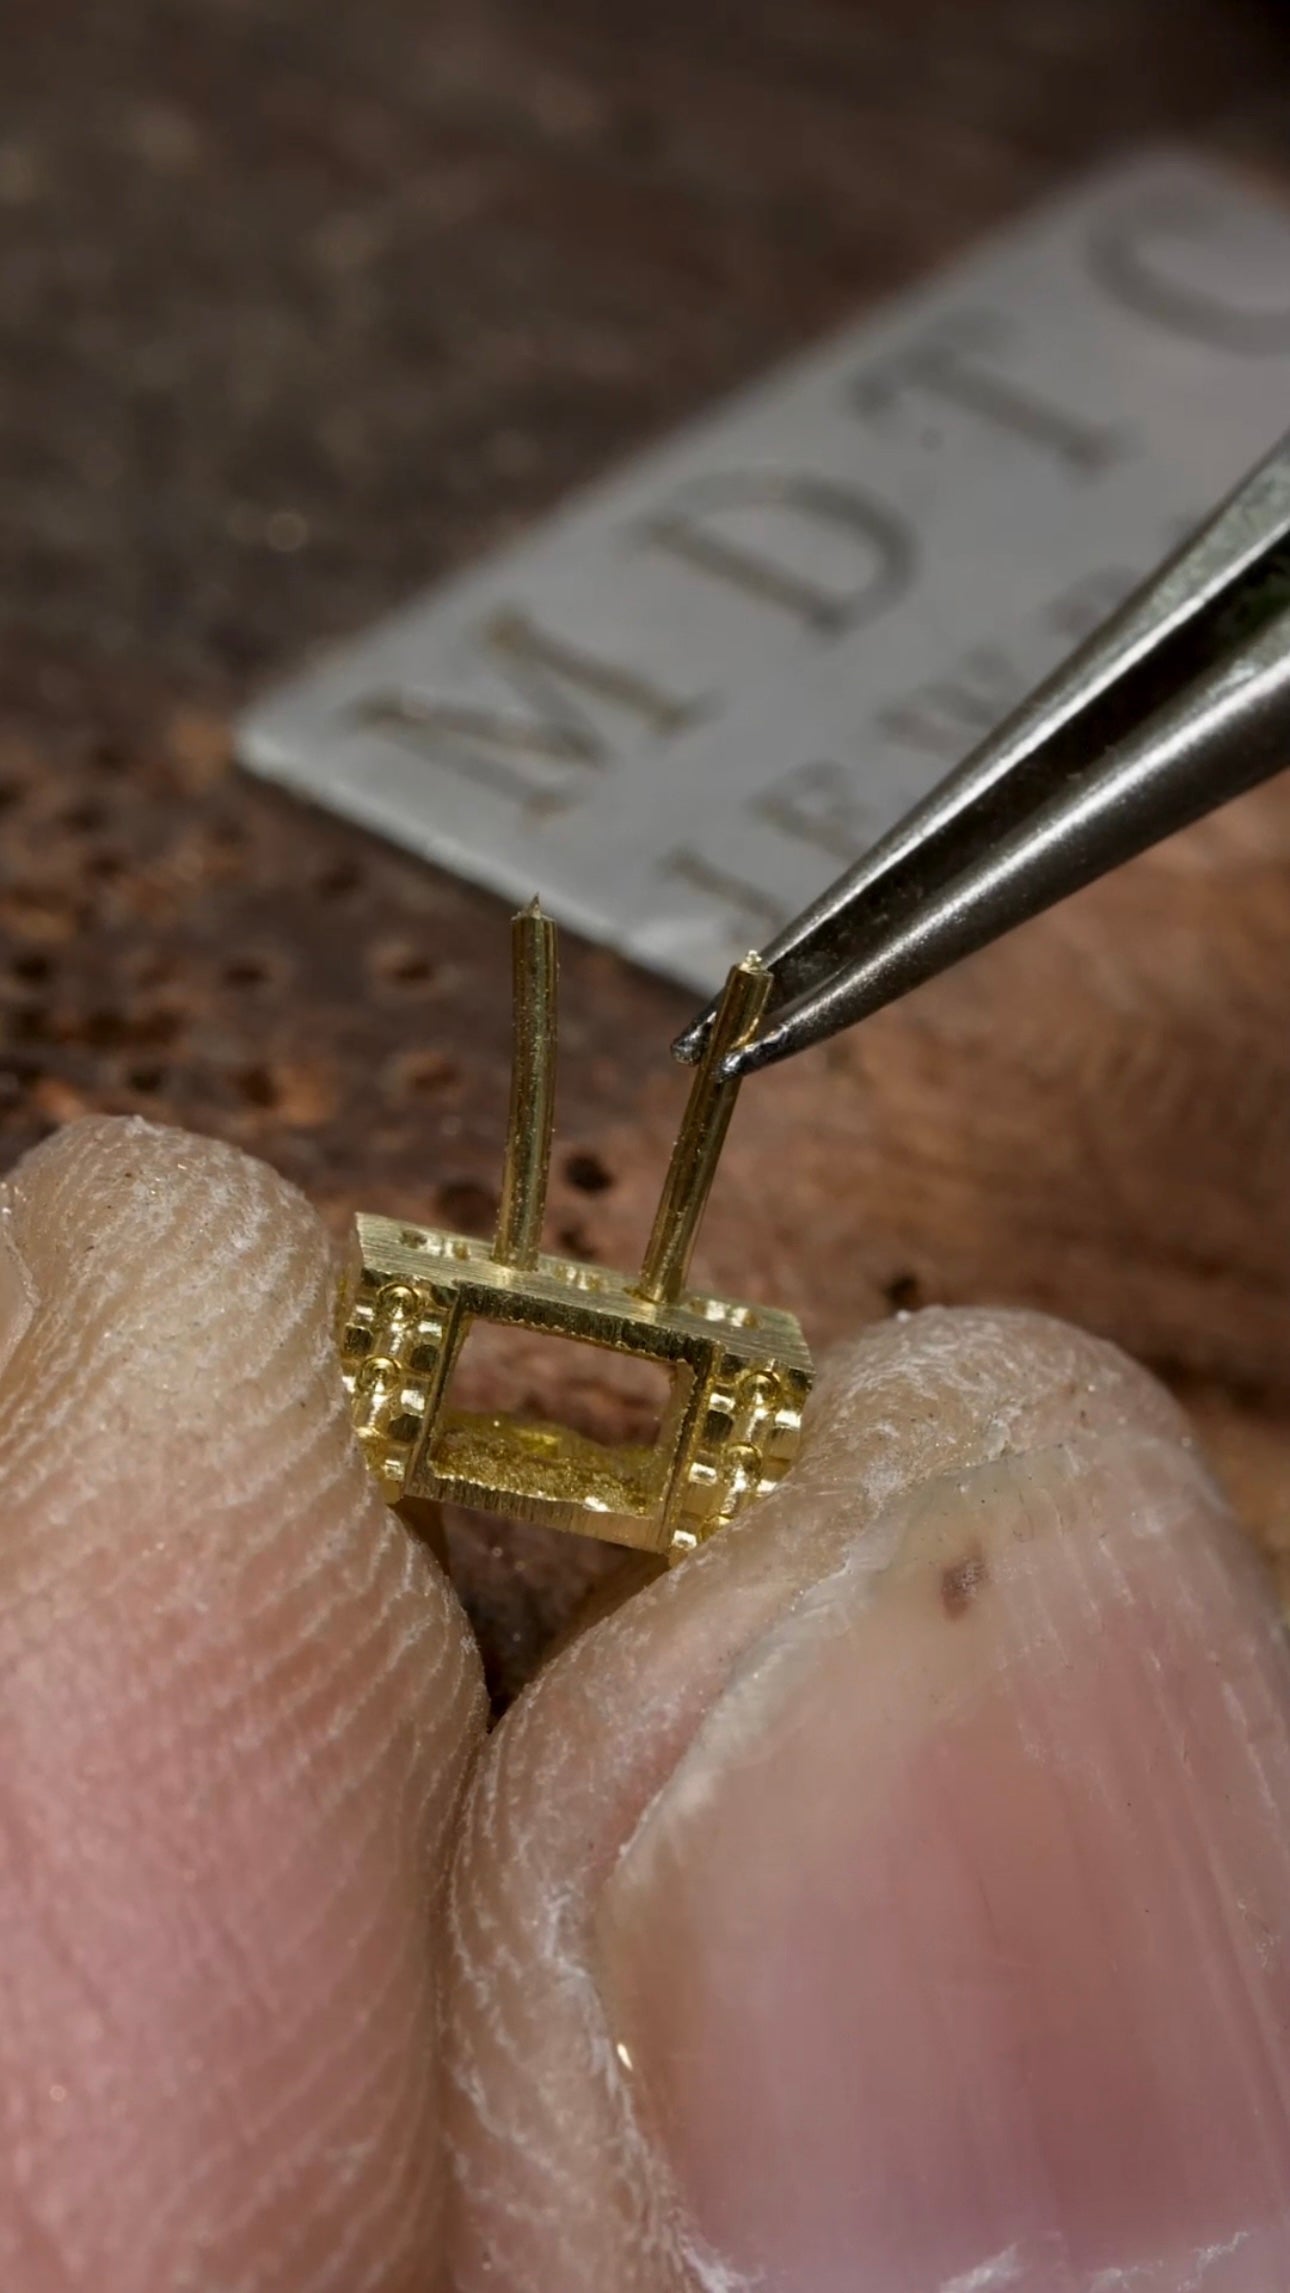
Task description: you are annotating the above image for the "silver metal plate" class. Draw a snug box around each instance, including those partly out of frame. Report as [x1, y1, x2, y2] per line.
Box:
[239, 150, 1290, 992]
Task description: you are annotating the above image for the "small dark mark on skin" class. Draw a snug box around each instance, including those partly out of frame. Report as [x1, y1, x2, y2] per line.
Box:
[941, 1546, 988, 1618]
[884, 1271, 922, 1313]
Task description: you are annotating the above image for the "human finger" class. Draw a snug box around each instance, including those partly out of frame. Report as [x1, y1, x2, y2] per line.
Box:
[0, 1117, 485, 2292]
[445, 1306, 1290, 2291]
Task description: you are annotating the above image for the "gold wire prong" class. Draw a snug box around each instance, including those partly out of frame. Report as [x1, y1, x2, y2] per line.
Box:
[633, 952, 772, 1306]
[492, 899, 558, 1270]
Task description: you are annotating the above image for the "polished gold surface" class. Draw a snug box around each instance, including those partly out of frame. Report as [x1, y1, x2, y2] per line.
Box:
[493, 901, 557, 1271]
[340, 916, 813, 1562]
[635, 953, 771, 1305]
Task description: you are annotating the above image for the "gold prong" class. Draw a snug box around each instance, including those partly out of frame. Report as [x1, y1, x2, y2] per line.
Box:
[634, 952, 771, 1305]
[492, 900, 558, 1269]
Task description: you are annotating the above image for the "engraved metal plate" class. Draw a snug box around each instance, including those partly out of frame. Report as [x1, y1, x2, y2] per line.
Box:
[239, 150, 1290, 992]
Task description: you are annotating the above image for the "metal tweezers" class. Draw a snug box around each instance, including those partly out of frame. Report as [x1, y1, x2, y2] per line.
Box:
[675, 426, 1290, 1082]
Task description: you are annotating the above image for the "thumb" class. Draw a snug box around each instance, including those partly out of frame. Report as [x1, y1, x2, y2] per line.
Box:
[445, 1306, 1290, 2292]
[0, 1117, 485, 2291]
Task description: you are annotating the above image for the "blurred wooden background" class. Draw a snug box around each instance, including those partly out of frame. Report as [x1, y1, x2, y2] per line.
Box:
[0, 0, 1288, 1698]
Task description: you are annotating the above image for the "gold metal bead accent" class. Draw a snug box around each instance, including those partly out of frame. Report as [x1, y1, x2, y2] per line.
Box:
[338, 905, 813, 1564]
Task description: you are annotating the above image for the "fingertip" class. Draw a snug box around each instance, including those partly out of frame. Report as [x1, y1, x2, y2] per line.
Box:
[0, 1116, 486, 2288]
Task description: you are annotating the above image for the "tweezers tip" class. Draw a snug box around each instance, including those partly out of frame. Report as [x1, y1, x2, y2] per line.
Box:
[673, 951, 769, 1066]
[670, 1017, 710, 1065]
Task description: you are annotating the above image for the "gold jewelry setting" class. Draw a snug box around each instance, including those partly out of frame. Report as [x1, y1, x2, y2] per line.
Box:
[338, 905, 813, 1564]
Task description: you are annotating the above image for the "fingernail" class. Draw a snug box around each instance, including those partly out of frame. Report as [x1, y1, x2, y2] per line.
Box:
[597, 1422, 1290, 2291]
[0, 1209, 36, 1378]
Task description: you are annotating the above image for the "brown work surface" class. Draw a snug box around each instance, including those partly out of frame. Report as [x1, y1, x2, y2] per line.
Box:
[1, 0, 1288, 1702]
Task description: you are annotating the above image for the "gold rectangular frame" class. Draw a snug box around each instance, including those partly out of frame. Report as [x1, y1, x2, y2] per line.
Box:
[340, 906, 813, 1563]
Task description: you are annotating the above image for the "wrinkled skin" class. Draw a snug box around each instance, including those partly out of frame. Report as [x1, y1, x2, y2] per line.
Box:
[1, 1117, 1289, 2293]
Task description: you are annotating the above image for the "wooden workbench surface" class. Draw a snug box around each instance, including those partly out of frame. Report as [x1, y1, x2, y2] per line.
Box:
[1, 0, 1287, 1697]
